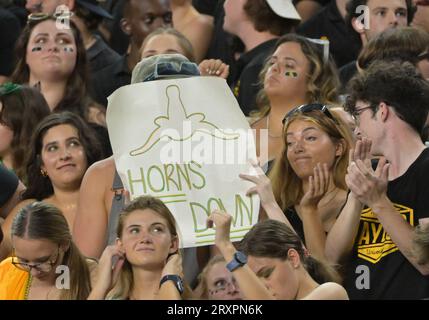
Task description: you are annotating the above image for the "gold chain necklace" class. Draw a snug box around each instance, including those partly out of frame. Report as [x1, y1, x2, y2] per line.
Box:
[24, 275, 32, 300]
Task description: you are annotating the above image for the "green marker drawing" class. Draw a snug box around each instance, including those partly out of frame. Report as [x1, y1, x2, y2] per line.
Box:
[129, 85, 240, 156]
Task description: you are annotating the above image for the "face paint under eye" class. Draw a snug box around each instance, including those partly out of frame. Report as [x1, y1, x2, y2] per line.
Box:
[63, 47, 74, 53]
[285, 71, 298, 78]
[31, 46, 42, 52]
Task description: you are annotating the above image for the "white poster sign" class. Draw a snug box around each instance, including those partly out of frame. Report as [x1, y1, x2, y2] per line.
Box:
[107, 77, 259, 248]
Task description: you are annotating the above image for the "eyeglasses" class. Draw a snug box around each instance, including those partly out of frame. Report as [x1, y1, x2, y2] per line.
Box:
[282, 103, 339, 125]
[350, 106, 374, 125]
[143, 61, 200, 82]
[12, 246, 61, 273]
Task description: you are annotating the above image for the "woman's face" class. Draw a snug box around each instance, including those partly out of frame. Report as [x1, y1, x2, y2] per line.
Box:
[119, 209, 178, 268]
[206, 261, 243, 300]
[26, 20, 77, 81]
[12, 237, 64, 280]
[141, 34, 185, 59]
[264, 42, 310, 100]
[0, 103, 13, 158]
[247, 255, 299, 300]
[286, 119, 342, 179]
[40, 124, 88, 190]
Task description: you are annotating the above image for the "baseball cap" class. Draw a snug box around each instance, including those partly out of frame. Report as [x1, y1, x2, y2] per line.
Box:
[76, 0, 113, 19]
[266, 0, 301, 20]
[131, 54, 200, 84]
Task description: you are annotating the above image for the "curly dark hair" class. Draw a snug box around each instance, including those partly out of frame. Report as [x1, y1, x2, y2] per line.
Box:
[345, 60, 429, 137]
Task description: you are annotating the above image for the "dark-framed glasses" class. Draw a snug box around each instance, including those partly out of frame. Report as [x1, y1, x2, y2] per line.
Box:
[350, 106, 373, 125]
[143, 61, 200, 82]
[282, 103, 339, 125]
[12, 246, 60, 273]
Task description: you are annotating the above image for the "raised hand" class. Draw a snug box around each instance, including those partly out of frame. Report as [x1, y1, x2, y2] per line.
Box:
[199, 59, 230, 79]
[207, 210, 233, 251]
[345, 157, 390, 208]
[91, 244, 125, 298]
[239, 161, 277, 208]
[161, 253, 184, 279]
[300, 163, 330, 210]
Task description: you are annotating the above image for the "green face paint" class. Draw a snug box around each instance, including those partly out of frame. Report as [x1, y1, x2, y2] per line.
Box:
[285, 71, 298, 78]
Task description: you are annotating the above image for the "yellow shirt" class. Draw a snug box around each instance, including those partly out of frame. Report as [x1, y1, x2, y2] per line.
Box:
[0, 257, 30, 300]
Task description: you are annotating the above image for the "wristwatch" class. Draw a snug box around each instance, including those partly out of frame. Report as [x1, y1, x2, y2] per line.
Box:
[226, 251, 248, 272]
[159, 274, 184, 295]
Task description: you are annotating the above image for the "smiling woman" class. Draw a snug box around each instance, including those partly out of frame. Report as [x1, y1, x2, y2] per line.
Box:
[89, 195, 193, 300]
[0, 112, 103, 261]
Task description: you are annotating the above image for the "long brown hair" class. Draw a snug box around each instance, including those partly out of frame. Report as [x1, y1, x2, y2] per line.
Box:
[107, 196, 193, 299]
[0, 85, 50, 181]
[253, 34, 340, 119]
[11, 201, 92, 300]
[22, 112, 103, 201]
[10, 17, 92, 121]
[270, 109, 352, 210]
[239, 219, 341, 284]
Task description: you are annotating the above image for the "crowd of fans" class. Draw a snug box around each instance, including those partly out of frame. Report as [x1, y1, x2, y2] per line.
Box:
[0, 0, 429, 300]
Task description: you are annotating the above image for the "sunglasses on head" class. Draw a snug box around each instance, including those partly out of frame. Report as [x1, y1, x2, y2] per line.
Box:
[27, 11, 74, 24]
[282, 103, 338, 125]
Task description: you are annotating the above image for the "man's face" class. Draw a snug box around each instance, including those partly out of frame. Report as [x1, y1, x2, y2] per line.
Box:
[124, 0, 172, 47]
[26, 0, 69, 14]
[364, 0, 408, 40]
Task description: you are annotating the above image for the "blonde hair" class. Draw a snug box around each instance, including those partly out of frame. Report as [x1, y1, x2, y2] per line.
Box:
[196, 255, 226, 299]
[139, 27, 195, 62]
[252, 34, 340, 119]
[269, 110, 353, 210]
[106, 196, 189, 299]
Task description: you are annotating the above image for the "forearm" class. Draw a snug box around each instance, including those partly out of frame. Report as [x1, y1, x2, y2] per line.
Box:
[87, 286, 108, 300]
[325, 193, 363, 263]
[300, 206, 327, 261]
[372, 196, 429, 275]
[158, 282, 182, 300]
[262, 201, 295, 231]
[218, 242, 274, 300]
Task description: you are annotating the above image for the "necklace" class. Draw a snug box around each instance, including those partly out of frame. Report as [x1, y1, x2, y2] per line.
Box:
[24, 275, 32, 300]
[266, 114, 282, 139]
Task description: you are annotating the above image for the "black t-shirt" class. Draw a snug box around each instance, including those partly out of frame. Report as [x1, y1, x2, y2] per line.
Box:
[339, 60, 357, 93]
[91, 55, 131, 107]
[345, 148, 429, 299]
[296, 0, 361, 68]
[192, 0, 220, 16]
[0, 164, 19, 208]
[232, 39, 277, 116]
[285, 207, 306, 244]
[0, 8, 21, 77]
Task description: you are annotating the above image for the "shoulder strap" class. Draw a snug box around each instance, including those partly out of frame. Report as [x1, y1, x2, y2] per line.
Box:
[106, 168, 125, 245]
